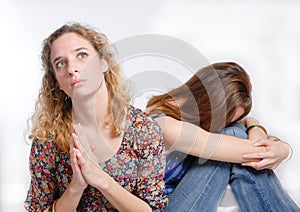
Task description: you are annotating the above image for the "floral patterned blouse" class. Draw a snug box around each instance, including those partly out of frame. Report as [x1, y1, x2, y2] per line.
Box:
[25, 105, 168, 211]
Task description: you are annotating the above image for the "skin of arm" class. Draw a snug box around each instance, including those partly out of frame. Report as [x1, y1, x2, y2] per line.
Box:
[239, 116, 268, 141]
[239, 117, 290, 170]
[156, 116, 266, 164]
[53, 180, 86, 212]
[53, 135, 88, 211]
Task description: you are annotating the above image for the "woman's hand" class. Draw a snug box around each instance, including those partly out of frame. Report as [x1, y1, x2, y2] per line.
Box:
[49, 133, 90, 212]
[241, 138, 290, 170]
[72, 132, 109, 190]
[70, 134, 88, 191]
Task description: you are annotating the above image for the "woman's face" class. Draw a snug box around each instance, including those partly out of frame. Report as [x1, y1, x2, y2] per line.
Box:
[50, 32, 107, 98]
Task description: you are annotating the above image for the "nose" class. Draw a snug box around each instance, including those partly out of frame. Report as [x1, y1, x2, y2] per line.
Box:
[67, 62, 79, 76]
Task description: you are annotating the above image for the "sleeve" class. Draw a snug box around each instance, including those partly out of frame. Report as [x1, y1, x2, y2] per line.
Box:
[134, 115, 168, 211]
[24, 139, 58, 211]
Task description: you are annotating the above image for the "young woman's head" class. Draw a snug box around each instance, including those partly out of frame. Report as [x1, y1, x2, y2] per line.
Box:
[29, 23, 130, 151]
[147, 62, 252, 132]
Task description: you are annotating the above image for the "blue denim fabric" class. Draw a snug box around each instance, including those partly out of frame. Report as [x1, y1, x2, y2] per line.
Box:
[164, 151, 194, 196]
[164, 123, 299, 212]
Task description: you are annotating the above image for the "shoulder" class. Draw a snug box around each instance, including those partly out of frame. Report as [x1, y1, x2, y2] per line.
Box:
[126, 105, 161, 131]
[29, 135, 61, 167]
[126, 105, 164, 154]
[154, 115, 182, 134]
[30, 135, 57, 154]
[127, 105, 151, 121]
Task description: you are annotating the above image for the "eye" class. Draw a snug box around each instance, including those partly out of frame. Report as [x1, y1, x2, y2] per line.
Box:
[55, 61, 66, 70]
[78, 52, 88, 59]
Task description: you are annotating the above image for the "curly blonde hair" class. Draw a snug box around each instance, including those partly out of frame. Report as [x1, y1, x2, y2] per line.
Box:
[28, 23, 131, 152]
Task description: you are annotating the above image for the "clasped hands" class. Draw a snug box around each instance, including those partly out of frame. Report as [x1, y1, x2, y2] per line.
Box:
[69, 125, 109, 192]
[242, 137, 291, 170]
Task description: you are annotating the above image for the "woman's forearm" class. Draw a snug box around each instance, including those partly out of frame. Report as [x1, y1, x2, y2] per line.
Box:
[159, 116, 266, 163]
[206, 133, 266, 163]
[95, 171, 152, 212]
[54, 180, 85, 211]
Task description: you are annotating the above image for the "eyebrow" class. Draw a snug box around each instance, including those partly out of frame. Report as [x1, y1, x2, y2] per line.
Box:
[52, 47, 89, 65]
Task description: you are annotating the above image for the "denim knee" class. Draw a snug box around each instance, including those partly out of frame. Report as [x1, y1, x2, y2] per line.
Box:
[221, 123, 248, 139]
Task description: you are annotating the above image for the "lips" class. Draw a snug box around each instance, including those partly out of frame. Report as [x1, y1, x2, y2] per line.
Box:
[71, 79, 86, 87]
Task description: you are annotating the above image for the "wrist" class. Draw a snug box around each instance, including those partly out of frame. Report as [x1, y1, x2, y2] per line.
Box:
[95, 171, 111, 191]
[69, 181, 86, 195]
[246, 124, 267, 135]
[268, 135, 293, 162]
[281, 141, 293, 162]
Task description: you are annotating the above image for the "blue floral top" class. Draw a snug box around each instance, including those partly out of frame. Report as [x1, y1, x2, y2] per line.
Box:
[25, 105, 168, 211]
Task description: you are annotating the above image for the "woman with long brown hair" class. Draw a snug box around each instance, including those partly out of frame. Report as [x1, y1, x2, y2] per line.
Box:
[147, 62, 298, 211]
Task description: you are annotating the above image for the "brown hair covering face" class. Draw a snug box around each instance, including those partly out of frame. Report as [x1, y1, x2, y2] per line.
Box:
[147, 62, 252, 132]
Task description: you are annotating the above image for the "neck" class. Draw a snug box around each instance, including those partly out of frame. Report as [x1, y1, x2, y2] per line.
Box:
[72, 81, 117, 164]
[72, 83, 114, 164]
[72, 82, 108, 128]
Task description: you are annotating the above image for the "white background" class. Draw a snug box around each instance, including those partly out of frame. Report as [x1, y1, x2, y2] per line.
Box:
[0, 0, 299, 211]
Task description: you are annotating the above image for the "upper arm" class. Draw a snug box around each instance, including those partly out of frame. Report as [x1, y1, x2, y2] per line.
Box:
[156, 116, 210, 155]
[134, 116, 168, 210]
[25, 139, 58, 211]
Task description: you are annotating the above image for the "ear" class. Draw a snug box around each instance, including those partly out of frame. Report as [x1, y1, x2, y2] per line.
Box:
[100, 59, 109, 73]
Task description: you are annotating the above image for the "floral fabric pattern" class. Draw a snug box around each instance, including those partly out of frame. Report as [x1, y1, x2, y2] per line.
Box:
[25, 105, 168, 211]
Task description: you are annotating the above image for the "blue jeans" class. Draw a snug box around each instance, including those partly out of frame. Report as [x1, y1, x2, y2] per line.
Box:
[164, 123, 299, 212]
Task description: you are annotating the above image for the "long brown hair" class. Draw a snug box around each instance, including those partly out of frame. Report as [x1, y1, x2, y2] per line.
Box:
[28, 23, 130, 151]
[147, 62, 252, 132]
